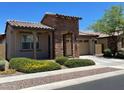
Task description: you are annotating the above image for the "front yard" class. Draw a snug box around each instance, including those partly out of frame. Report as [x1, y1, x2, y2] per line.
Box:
[0, 56, 96, 77]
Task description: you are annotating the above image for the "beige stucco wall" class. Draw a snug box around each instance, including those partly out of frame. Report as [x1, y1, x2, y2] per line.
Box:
[0, 44, 5, 59]
[6, 25, 16, 59]
[97, 38, 108, 51]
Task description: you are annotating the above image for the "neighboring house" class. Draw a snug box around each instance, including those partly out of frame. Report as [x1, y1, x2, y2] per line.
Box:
[0, 34, 6, 44]
[0, 34, 6, 58]
[97, 32, 124, 52]
[2, 13, 124, 60]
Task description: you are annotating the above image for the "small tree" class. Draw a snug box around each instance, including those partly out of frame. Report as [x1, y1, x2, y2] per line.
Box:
[90, 5, 124, 54]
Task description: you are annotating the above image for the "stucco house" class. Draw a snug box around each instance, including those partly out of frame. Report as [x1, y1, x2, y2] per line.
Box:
[4, 13, 99, 60]
[1, 13, 124, 60]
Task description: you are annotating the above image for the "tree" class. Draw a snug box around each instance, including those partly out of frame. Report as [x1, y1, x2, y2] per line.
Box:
[90, 5, 124, 54]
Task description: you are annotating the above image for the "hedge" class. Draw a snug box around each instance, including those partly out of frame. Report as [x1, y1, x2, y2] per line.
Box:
[64, 59, 95, 68]
[9, 58, 61, 73]
[0, 58, 6, 70]
[115, 50, 124, 59]
[103, 48, 112, 57]
[55, 56, 68, 65]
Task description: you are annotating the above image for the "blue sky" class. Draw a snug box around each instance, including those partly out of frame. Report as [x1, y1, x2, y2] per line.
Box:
[0, 2, 124, 33]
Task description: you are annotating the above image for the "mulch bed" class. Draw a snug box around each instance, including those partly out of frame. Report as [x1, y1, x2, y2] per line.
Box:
[0, 67, 121, 90]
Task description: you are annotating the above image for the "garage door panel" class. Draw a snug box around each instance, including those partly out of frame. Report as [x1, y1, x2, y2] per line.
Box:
[79, 40, 89, 55]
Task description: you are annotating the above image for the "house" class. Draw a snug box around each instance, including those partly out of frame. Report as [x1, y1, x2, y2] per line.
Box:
[2, 13, 124, 60]
[0, 34, 6, 58]
[5, 13, 82, 60]
[0, 34, 6, 44]
[97, 32, 124, 52]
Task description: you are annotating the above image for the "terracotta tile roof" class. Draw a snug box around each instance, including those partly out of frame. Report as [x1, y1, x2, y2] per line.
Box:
[7, 20, 54, 30]
[79, 31, 119, 38]
[79, 32, 99, 36]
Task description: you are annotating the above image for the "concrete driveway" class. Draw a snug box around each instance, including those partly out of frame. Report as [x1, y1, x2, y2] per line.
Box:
[80, 55, 124, 67]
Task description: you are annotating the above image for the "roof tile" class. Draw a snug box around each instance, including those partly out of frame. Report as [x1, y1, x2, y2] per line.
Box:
[7, 20, 54, 30]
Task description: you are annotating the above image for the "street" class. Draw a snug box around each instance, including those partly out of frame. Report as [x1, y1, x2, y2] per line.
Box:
[57, 74, 124, 90]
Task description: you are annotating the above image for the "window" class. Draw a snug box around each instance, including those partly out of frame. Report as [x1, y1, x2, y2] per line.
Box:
[21, 34, 39, 49]
[84, 40, 89, 43]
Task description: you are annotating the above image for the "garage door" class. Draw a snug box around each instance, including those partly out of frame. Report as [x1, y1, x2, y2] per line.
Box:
[79, 40, 89, 55]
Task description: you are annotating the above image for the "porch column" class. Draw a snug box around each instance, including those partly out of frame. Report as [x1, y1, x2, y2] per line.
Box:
[49, 32, 53, 59]
[89, 39, 93, 54]
[33, 31, 37, 59]
[117, 41, 122, 50]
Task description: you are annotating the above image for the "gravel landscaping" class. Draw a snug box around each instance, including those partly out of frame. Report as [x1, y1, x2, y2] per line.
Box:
[0, 67, 121, 90]
[0, 71, 24, 78]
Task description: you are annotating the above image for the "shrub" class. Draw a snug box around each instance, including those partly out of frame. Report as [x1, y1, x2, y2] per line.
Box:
[9, 58, 61, 73]
[115, 50, 124, 59]
[0, 58, 6, 70]
[55, 56, 68, 65]
[103, 48, 112, 57]
[64, 59, 95, 68]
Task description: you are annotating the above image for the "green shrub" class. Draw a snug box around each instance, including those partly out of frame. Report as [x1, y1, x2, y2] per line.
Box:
[0, 58, 6, 70]
[116, 50, 124, 59]
[64, 59, 95, 68]
[9, 58, 61, 73]
[55, 56, 68, 65]
[103, 48, 112, 57]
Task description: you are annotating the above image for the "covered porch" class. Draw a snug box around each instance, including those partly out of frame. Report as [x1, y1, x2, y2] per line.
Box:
[6, 21, 54, 60]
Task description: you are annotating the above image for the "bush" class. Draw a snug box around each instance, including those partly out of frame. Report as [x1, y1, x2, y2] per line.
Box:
[64, 59, 95, 68]
[9, 58, 61, 73]
[115, 50, 124, 59]
[55, 56, 68, 65]
[103, 48, 112, 57]
[0, 58, 6, 70]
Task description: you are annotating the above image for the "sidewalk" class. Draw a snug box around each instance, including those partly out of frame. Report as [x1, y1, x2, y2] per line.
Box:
[0, 65, 122, 90]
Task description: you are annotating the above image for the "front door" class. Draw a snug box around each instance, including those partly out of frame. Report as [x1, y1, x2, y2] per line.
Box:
[63, 34, 72, 56]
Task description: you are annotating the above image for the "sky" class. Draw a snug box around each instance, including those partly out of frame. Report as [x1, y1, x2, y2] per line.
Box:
[0, 2, 124, 33]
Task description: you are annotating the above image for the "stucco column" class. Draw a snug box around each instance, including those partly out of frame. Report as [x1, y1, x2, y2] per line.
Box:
[32, 31, 37, 59]
[50, 32, 53, 59]
[89, 39, 93, 54]
[117, 41, 122, 51]
[72, 34, 79, 58]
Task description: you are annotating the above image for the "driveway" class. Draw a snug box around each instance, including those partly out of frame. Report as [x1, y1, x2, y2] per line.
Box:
[80, 55, 124, 67]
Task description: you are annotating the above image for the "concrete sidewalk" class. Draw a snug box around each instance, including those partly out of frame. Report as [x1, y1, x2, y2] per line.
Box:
[0, 65, 105, 84]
